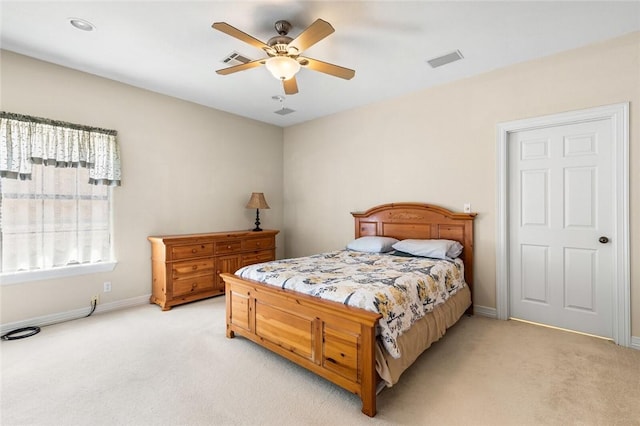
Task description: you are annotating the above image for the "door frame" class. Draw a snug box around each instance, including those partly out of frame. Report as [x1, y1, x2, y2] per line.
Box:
[496, 102, 630, 346]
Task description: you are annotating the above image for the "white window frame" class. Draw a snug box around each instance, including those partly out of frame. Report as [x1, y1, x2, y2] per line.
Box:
[0, 261, 117, 285]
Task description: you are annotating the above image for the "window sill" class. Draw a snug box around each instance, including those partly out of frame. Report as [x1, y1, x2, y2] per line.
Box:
[0, 262, 118, 285]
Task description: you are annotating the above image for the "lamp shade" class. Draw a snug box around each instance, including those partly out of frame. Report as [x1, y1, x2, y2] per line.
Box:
[265, 56, 300, 80]
[245, 192, 270, 210]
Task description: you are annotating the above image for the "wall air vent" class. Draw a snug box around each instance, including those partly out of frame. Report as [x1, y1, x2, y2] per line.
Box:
[274, 108, 295, 115]
[221, 51, 252, 66]
[426, 50, 464, 68]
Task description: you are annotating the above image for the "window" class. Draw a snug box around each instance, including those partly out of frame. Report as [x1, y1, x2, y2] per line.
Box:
[0, 112, 121, 284]
[1, 165, 113, 275]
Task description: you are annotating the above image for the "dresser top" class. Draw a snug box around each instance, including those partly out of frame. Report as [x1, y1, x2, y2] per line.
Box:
[148, 229, 279, 244]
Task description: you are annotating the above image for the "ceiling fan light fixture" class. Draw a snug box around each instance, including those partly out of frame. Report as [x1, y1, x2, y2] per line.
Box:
[265, 56, 300, 80]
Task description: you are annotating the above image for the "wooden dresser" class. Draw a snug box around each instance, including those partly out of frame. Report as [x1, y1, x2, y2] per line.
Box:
[148, 229, 278, 310]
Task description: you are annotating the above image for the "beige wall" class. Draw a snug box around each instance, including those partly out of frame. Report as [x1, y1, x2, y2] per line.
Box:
[0, 50, 284, 324]
[283, 32, 640, 337]
[1, 32, 638, 338]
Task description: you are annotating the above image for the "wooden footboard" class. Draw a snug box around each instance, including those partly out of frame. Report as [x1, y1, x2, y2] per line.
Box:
[221, 272, 382, 417]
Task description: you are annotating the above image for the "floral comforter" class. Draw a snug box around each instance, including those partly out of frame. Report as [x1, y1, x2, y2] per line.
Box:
[235, 250, 466, 358]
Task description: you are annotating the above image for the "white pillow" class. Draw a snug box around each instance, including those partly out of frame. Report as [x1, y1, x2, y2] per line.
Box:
[392, 239, 463, 260]
[346, 236, 399, 253]
[446, 240, 464, 258]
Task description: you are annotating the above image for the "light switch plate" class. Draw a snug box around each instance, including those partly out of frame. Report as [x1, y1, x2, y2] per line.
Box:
[463, 203, 471, 213]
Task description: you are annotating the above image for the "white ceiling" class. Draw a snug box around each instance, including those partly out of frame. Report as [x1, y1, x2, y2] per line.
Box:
[2, 1, 639, 127]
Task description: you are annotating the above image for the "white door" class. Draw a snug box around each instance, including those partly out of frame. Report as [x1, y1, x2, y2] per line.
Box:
[508, 119, 614, 338]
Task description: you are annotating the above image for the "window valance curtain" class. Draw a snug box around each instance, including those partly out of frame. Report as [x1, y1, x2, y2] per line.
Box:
[0, 112, 121, 186]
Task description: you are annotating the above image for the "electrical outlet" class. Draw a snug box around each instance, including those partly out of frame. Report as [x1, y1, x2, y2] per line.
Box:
[91, 294, 99, 305]
[103, 281, 112, 292]
[463, 203, 471, 213]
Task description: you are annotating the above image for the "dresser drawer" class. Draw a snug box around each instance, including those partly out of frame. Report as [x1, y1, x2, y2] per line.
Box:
[171, 243, 213, 260]
[172, 259, 215, 278]
[215, 240, 242, 254]
[241, 250, 274, 266]
[242, 237, 274, 251]
[173, 274, 215, 297]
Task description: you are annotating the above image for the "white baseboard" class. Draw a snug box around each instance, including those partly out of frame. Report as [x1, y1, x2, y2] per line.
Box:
[4, 297, 637, 351]
[473, 305, 497, 319]
[1, 294, 151, 336]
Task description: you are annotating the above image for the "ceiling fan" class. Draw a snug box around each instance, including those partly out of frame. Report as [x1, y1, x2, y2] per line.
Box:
[212, 19, 355, 95]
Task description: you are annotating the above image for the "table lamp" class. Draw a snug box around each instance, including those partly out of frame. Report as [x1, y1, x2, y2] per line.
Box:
[245, 192, 270, 231]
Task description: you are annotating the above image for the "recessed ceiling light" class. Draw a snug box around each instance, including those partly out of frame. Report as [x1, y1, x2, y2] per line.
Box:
[69, 18, 95, 32]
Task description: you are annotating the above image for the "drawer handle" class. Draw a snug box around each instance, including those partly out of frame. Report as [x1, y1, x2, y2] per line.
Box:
[227, 245, 231, 249]
[191, 282, 197, 290]
[256, 242, 261, 246]
[192, 249, 197, 253]
[192, 265, 198, 270]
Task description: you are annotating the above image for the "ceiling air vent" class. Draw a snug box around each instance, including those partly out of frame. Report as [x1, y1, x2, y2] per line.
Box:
[272, 95, 294, 115]
[221, 51, 252, 66]
[274, 108, 295, 115]
[426, 50, 464, 68]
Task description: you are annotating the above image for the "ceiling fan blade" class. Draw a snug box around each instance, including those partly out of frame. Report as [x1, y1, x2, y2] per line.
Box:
[288, 19, 335, 53]
[212, 22, 275, 54]
[300, 57, 355, 80]
[216, 59, 265, 75]
[283, 77, 299, 95]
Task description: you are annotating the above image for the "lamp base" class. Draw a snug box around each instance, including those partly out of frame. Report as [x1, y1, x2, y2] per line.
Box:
[252, 209, 263, 232]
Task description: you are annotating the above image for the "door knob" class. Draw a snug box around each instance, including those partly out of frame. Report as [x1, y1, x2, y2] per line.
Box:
[599, 236, 609, 244]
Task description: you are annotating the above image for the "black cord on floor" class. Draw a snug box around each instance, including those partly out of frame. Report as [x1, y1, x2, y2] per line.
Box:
[86, 298, 97, 317]
[1, 326, 40, 341]
[1, 298, 98, 341]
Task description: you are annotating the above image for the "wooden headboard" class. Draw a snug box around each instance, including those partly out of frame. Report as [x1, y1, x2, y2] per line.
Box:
[352, 203, 477, 310]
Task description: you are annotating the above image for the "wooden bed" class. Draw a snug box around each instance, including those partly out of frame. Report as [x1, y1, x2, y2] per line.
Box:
[221, 203, 476, 417]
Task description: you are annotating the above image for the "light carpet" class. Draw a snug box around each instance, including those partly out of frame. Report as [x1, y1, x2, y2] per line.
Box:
[1, 296, 639, 426]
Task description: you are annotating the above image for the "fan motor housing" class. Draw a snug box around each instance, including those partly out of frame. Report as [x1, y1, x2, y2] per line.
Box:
[267, 35, 294, 54]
